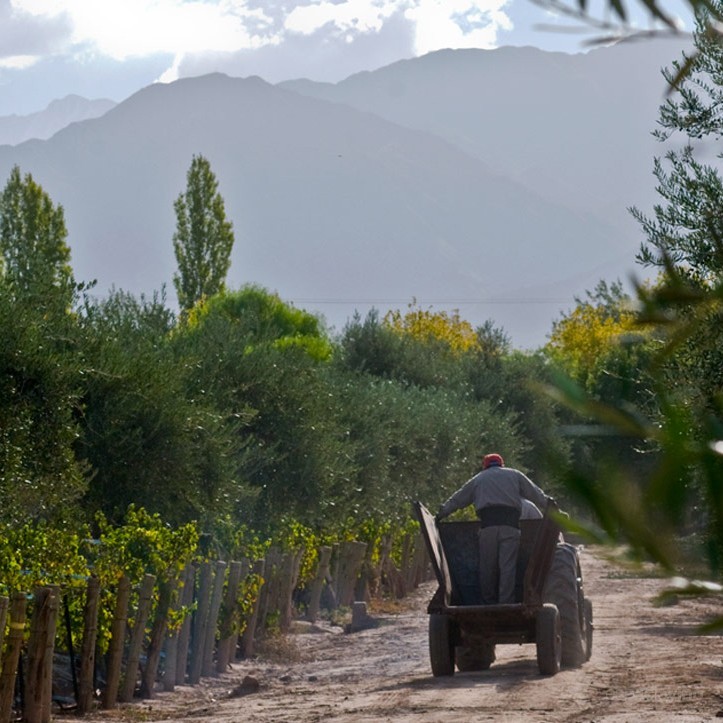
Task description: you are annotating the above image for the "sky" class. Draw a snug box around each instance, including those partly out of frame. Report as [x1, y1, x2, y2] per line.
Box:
[0, 0, 694, 116]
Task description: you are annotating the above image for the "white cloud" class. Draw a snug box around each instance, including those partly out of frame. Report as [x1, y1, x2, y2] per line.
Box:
[157, 51, 183, 83]
[283, 0, 510, 53]
[11, 0, 512, 60]
[405, 0, 512, 54]
[6, 0, 513, 86]
[285, 0, 405, 36]
[0, 54, 39, 69]
[12, 0, 280, 60]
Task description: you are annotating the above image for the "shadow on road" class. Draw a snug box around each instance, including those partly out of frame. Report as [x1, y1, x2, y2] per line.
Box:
[372, 657, 545, 695]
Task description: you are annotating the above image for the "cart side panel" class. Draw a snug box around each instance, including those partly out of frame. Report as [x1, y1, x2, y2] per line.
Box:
[523, 508, 561, 606]
[413, 502, 453, 606]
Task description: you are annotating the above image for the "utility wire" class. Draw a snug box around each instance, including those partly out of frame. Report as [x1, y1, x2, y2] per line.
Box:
[290, 298, 573, 305]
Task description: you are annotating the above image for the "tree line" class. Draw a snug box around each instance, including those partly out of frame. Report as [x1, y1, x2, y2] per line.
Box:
[0, 156, 567, 550]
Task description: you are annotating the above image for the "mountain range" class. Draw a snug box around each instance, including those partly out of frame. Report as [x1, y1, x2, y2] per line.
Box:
[0, 37, 692, 348]
[0, 95, 116, 146]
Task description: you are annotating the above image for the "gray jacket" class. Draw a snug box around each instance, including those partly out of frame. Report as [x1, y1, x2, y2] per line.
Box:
[438, 466, 548, 519]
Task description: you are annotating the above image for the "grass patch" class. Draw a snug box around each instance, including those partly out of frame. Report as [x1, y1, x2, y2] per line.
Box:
[368, 597, 409, 615]
[255, 631, 304, 663]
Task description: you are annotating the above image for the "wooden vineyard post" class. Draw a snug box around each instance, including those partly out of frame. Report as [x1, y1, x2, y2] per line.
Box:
[77, 576, 101, 715]
[272, 553, 290, 633]
[354, 543, 376, 603]
[119, 574, 156, 703]
[401, 534, 414, 591]
[23, 588, 45, 723]
[0, 597, 8, 656]
[225, 559, 250, 664]
[161, 583, 179, 693]
[216, 561, 243, 674]
[239, 558, 265, 659]
[174, 564, 195, 686]
[383, 533, 406, 600]
[255, 549, 281, 634]
[188, 561, 212, 685]
[279, 549, 304, 634]
[24, 586, 60, 723]
[375, 535, 394, 598]
[140, 578, 174, 698]
[42, 587, 60, 723]
[0, 592, 28, 723]
[306, 546, 332, 623]
[201, 561, 227, 678]
[102, 575, 130, 709]
[331, 543, 340, 604]
[162, 574, 186, 692]
[335, 541, 367, 608]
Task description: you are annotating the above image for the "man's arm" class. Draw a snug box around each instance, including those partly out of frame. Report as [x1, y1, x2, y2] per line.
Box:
[517, 472, 549, 511]
[437, 477, 476, 520]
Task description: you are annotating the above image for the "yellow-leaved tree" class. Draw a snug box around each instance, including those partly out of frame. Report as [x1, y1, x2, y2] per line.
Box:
[384, 302, 479, 355]
[545, 281, 641, 390]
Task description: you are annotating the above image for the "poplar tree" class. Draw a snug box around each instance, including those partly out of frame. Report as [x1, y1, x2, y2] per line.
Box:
[0, 165, 75, 310]
[172, 154, 235, 313]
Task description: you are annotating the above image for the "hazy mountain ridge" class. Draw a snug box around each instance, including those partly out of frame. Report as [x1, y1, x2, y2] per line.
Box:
[281, 38, 692, 236]
[0, 43, 690, 347]
[0, 95, 116, 146]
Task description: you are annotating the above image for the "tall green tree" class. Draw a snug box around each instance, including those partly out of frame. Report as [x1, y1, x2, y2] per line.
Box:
[0, 167, 86, 524]
[0, 165, 76, 310]
[172, 154, 235, 313]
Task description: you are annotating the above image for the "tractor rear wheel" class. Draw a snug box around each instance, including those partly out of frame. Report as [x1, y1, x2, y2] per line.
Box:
[543, 544, 586, 668]
[429, 614, 455, 677]
[536, 603, 561, 675]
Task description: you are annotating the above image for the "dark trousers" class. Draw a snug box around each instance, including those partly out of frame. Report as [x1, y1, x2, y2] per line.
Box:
[478, 525, 521, 604]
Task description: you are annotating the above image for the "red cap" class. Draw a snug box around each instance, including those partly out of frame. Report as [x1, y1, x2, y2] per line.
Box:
[483, 453, 504, 469]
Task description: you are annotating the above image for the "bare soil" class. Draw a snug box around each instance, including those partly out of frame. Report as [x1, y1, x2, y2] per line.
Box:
[79, 547, 723, 722]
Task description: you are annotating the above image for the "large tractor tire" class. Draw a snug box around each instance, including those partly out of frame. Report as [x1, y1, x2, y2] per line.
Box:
[543, 543, 586, 668]
[536, 603, 561, 675]
[584, 597, 594, 661]
[429, 614, 455, 677]
[455, 643, 496, 672]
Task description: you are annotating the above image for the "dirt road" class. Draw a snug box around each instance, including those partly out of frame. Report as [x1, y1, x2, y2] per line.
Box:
[84, 547, 723, 722]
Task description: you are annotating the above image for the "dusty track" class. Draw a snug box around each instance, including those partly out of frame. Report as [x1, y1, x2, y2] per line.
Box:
[81, 547, 723, 722]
